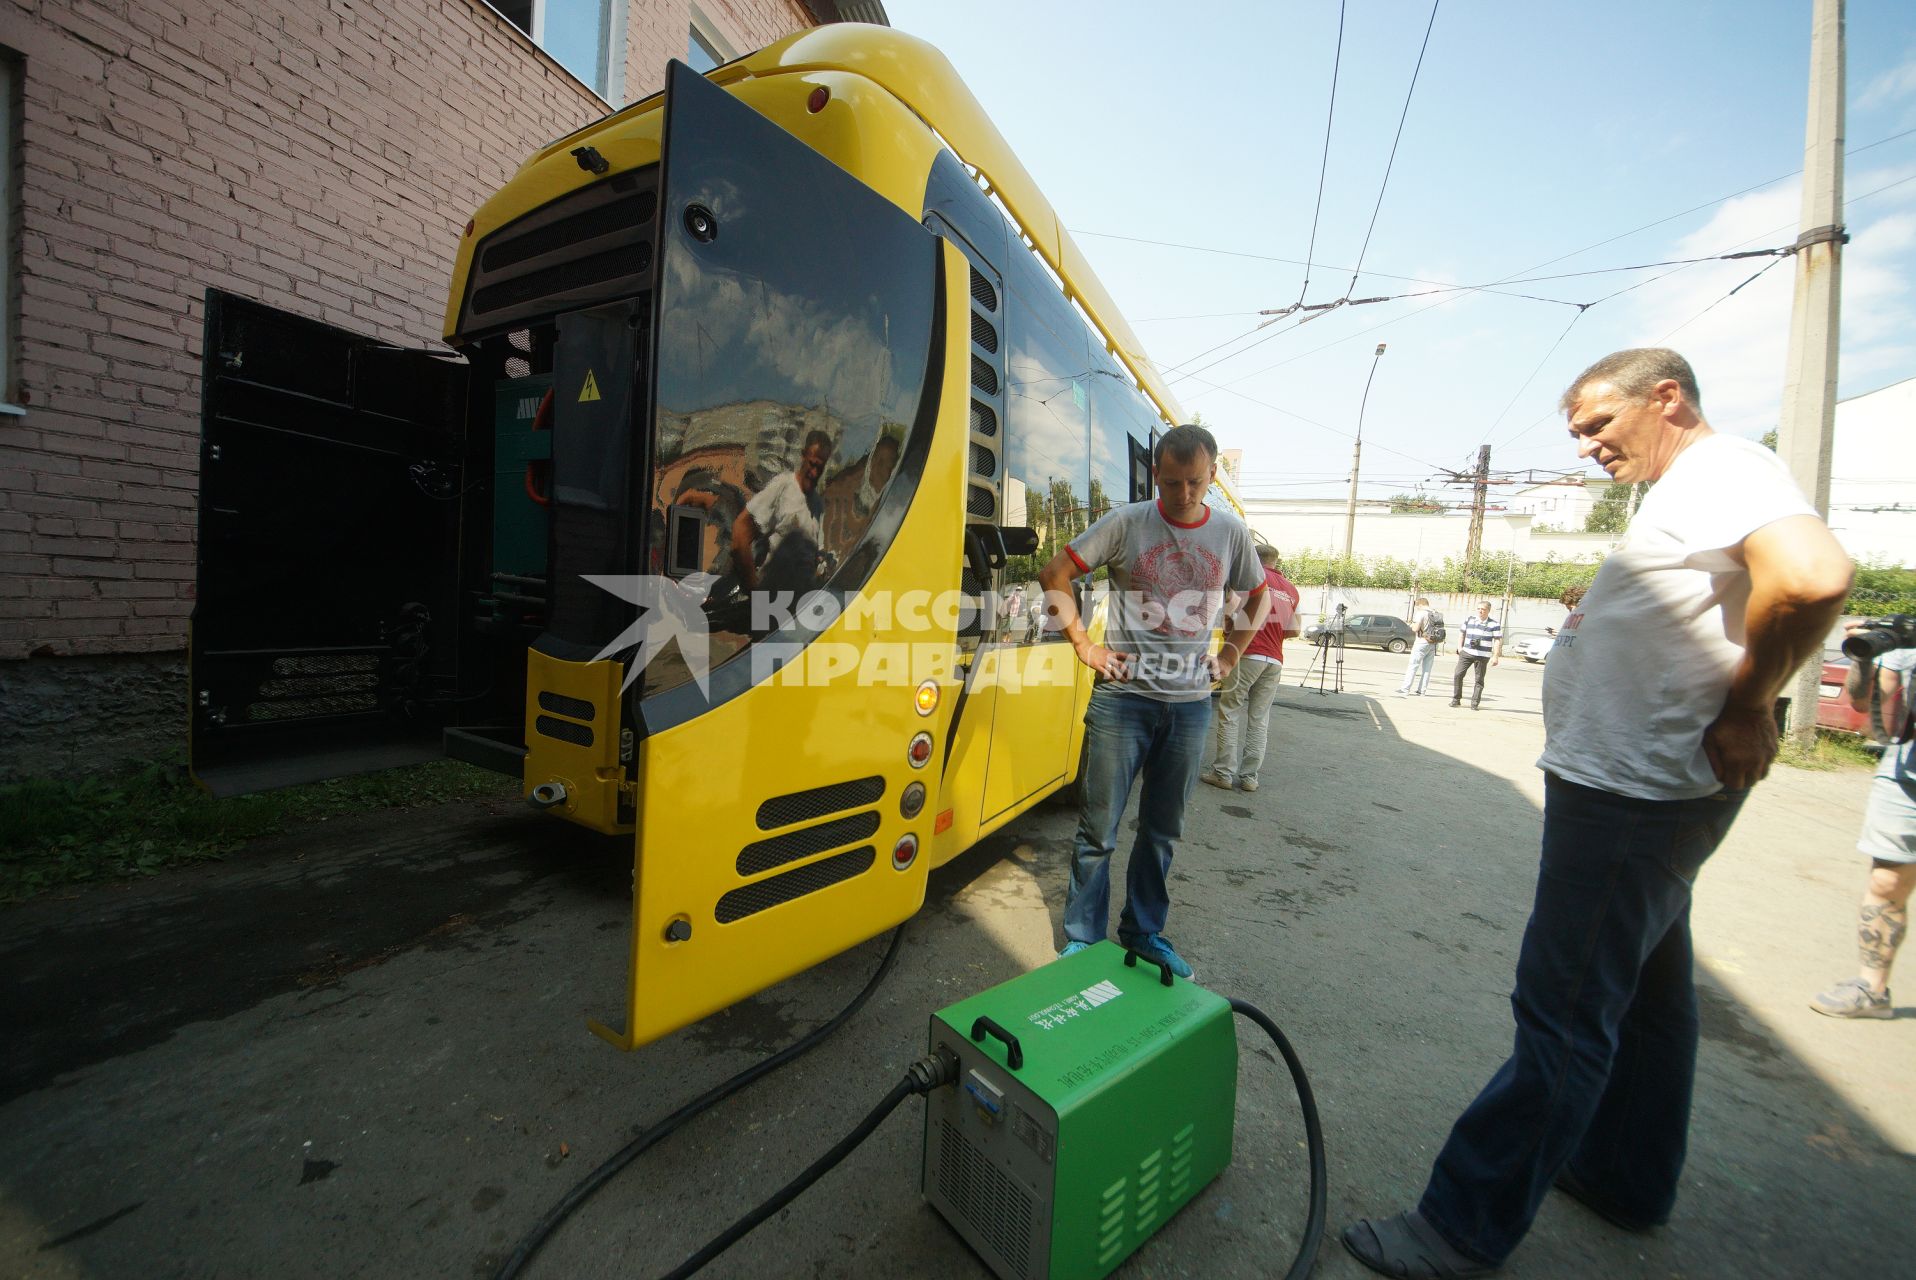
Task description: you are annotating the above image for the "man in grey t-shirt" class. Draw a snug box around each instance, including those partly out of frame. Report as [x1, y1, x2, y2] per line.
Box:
[1036, 424, 1267, 980]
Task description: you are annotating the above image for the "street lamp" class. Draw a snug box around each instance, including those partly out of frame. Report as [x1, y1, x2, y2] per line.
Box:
[1342, 343, 1387, 561]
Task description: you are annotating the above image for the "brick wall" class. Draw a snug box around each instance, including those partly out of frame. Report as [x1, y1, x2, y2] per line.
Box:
[0, 0, 815, 775]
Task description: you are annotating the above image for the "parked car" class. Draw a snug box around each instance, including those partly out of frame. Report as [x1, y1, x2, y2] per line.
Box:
[1507, 632, 1556, 663]
[1303, 613, 1416, 653]
[1817, 655, 1872, 737]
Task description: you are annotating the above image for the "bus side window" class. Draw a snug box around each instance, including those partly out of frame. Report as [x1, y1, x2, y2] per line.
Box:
[1128, 435, 1151, 503]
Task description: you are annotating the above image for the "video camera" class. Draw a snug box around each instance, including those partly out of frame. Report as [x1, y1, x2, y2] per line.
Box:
[1841, 614, 1916, 662]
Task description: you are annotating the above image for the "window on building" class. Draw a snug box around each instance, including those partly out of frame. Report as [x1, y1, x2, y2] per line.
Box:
[687, 6, 736, 73]
[487, 0, 619, 100]
[0, 51, 16, 408]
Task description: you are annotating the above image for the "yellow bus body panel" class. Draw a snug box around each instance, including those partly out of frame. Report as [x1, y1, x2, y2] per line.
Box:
[522, 649, 629, 833]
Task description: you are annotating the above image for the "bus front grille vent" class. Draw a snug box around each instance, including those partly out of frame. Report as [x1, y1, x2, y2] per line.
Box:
[969, 267, 998, 312]
[970, 310, 999, 354]
[270, 654, 378, 677]
[537, 691, 596, 722]
[969, 355, 998, 397]
[755, 776, 886, 830]
[737, 810, 882, 876]
[714, 847, 875, 923]
[967, 485, 996, 519]
[534, 715, 593, 747]
[246, 691, 380, 722]
[970, 400, 997, 438]
[457, 171, 659, 338]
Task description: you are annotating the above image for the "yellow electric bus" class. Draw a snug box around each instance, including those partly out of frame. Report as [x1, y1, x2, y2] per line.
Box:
[190, 25, 1241, 1049]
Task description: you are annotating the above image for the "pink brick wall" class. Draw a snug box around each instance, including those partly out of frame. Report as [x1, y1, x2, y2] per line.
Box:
[0, 0, 813, 662]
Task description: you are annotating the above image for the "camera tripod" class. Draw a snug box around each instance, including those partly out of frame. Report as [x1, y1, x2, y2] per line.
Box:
[1298, 627, 1345, 695]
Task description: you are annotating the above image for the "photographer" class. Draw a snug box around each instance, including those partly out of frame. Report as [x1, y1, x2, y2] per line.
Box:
[1810, 618, 1916, 1019]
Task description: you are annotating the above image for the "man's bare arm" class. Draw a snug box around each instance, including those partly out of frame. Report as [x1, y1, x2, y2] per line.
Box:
[1037, 548, 1132, 680]
[1703, 515, 1854, 788]
[1214, 587, 1272, 679]
[731, 512, 759, 589]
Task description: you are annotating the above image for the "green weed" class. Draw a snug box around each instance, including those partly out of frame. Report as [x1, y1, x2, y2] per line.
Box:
[0, 760, 514, 904]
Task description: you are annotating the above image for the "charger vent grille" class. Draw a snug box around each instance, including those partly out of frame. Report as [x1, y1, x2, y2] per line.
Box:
[937, 1119, 1034, 1280]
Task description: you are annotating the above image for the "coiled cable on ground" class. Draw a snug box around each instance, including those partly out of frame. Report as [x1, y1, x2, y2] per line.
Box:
[493, 926, 906, 1280]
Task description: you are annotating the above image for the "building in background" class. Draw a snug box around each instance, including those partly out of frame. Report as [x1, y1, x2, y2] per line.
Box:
[0, 0, 886, 779]
[1506, 475, 1614, 531]
[1828, 376, 1916, 569]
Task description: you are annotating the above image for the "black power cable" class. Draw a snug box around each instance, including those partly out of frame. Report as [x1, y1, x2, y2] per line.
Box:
[1230, 998, 1329, 1280]
[664, 995, 1330, 1280]
[493, 926, 907, 1280]
[660, 1050, 958, 1279]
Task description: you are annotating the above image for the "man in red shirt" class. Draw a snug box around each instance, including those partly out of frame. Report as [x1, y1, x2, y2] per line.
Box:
[1202, 546, 1301, 793]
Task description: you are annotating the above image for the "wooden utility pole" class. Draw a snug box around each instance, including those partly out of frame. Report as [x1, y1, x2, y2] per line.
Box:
[1779, 0, 1846, 745]
[1464, 444, 1491, 562]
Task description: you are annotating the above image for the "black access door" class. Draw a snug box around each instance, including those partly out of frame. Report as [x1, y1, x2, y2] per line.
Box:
[191, 291, 469, 795]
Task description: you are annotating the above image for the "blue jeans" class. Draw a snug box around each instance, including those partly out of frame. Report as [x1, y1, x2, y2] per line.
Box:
[1062, 687, 1212, 946]
[1419, 774, 1749, 1265]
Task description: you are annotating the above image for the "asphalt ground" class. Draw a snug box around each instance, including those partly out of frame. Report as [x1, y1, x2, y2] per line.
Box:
[3, 644, 1912, 1279]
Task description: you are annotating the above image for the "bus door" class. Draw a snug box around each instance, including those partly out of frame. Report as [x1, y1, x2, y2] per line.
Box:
[190, 291, 469, 796]
[973, 522, 1077, 824]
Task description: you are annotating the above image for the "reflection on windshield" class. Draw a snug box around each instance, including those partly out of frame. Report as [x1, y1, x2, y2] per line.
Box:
[643, 69, 937, 696]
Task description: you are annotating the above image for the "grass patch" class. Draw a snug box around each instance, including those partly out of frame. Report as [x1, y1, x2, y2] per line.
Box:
[0, 759, 516, 905]
[1777, 730, 1883, 773]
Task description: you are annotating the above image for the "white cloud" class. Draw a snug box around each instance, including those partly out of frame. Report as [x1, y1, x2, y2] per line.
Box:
[1859, 50, 1916, 112]
[1619, 163, 1916, 437]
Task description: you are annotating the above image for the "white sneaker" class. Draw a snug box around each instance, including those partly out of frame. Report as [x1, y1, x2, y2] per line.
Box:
[1238, 777, 1259, 792]
[1199, 770, 1232, 790]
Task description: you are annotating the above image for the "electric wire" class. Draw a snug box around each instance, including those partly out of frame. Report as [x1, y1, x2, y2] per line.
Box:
[1344, 0, 1441, 295]
[1478, 309, 1586, 445]
[1492, 169, 1916, 456]
[1296, 0, 1348, 308]
[660, 1074, 925, 1279]
[1111, 126, 1916, 388]
[492, 926, 907, 1280]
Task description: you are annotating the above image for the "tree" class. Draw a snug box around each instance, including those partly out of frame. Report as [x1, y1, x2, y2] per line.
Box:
[1760, 428, 1778, 451]
[1388, 492, 1444, 514]
[1583, 482, 1650, 533]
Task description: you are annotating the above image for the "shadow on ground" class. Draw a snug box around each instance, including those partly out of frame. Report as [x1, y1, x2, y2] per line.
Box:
[1, 675, 1911, 1278]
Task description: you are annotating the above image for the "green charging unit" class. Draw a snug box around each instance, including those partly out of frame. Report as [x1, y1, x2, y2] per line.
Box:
[923, 942, 1238, 1280]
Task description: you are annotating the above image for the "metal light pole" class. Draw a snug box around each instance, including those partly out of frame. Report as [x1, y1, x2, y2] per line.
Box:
[1343, 343, 1387, 561]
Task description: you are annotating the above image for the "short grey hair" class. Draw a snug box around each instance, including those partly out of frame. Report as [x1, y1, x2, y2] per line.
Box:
[1256, 544, 1280, 567]
[1559, 348, 1701, 413]
[1155, 423, 1218, 467]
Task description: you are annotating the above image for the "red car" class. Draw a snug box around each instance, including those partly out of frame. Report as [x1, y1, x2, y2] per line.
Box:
[1817, 659, 1869, 735]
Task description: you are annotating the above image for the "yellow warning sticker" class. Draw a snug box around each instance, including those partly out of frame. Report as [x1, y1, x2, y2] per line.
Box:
[578, 369, 602, 403]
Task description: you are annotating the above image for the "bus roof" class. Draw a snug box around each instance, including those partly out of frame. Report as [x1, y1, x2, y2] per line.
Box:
[738, 25, 1190, 434]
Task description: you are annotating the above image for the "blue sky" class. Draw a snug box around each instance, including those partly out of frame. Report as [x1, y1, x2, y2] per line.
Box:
[882, 0, 1916, 506]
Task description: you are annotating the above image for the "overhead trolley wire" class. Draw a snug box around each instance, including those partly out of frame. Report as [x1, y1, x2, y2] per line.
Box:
[1097, 125, 1916, 388]
[1296, 0, 1349, 309]
[1493, 167, 1916, 453]
[1343, 0, 1441, 296]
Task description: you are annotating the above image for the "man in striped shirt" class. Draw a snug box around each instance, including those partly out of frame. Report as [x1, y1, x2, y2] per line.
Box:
[1449, 601, 1501, 710]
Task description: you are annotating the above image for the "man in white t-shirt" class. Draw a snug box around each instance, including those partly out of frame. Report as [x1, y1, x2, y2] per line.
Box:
[1345, 349, 1853, 1278]
[731, 430, 834, 595]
